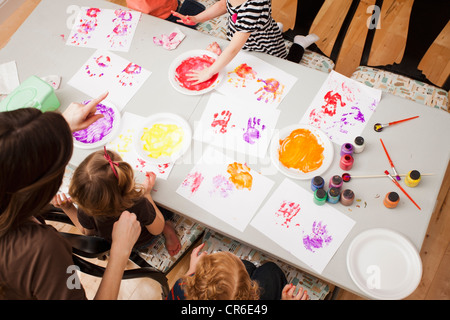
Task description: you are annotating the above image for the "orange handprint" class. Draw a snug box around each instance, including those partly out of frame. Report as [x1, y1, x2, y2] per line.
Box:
[227, 162, 253, 191]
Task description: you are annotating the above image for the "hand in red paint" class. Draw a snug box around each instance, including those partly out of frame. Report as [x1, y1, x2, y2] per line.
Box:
[171, 11, 197, 26]
[186, 67, 215, 85]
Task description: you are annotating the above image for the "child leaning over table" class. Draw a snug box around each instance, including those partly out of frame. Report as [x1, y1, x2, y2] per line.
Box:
[52, 147, 181, 256]
[172, 0, 319, 85]
[167, 243, 309, 300]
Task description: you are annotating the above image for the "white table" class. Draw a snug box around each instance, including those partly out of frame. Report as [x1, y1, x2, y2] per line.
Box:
[1, 0, 449, 299]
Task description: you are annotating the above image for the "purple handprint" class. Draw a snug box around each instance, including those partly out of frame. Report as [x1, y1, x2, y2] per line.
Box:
[243, 117, 265, 144]
[302, 221, 333, 252]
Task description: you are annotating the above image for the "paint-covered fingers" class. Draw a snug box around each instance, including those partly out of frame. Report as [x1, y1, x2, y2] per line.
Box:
[144, 171, 157, 193]
[62, 92, 108, 132]
[186, 68, 214, 85]
[171, 11, 197, 25]
[51, 193, 73, 210]
[281, 284, 309, 300]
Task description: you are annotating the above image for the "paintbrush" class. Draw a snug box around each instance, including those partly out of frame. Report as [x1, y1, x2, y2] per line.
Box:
[374, 115, 419, 132]
[384, 170, 421, 210]
[380, 139, 401, 181]
[341, 172, 434, 182]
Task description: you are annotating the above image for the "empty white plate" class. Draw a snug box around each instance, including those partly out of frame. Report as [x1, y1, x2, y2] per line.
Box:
[346, 228, 422, 300]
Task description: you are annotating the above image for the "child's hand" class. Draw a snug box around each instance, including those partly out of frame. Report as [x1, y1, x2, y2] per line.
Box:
[281, 284, 309, 300]
[187, 243, 208, 275]
[187, 67, 215, 85]
[143, 171, 157, 194]
[51, 193, 74, 211]
[171, 11, 197, 26]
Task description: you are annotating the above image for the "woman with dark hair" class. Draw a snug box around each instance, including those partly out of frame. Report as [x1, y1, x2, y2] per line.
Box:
[0, 93, 141, 300]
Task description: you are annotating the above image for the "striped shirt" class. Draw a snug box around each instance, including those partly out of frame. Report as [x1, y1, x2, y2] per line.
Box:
[226, 0, 287, 59]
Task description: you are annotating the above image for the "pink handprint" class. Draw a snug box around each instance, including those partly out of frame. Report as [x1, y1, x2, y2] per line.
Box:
[243, 117, 265, 144]
[275, 201, 301, 228]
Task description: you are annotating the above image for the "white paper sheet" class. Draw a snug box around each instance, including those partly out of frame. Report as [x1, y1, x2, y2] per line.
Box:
[176, 146, 274, 232]
[215, 51, 297, 109]
[67, 7, 141, 52]
[193, 92, 280, 158]
[0, 61, 20, 94]
[68, 49, 151, 109]
[250, 178, 355, 273]
[300, 71, 381, 145]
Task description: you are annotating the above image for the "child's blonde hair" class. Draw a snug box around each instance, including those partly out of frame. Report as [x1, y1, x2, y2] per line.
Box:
[69, 149, 143, 217]
[182, 251, 260, 300]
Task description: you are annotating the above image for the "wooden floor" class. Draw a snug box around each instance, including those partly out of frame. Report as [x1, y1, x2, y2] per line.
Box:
[1, 0, 449, 300]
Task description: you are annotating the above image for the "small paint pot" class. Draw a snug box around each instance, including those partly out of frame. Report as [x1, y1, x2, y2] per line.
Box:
[383, 192, 400, 209]
[313, 188, 327, 205]
[327, 187, 340, 204]
[405, 170, 421, 188]
[311, 176, 325, 192]
[339, 154, 354, 170]
[340, 189, 355, 206]
[342, 173, 351, 182]
[340, 143, 354, 157]
[329, 175, 343, 190]
[353, 136, 365, 154]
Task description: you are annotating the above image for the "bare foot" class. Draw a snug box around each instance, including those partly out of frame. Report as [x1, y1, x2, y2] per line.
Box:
[163, 221, 181, 256]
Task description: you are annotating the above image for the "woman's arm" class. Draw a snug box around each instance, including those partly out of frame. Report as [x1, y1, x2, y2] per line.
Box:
[94, 210, 141, 300]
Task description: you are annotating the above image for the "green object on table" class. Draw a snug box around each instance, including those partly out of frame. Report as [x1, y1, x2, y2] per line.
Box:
[0, 75, 60, 112]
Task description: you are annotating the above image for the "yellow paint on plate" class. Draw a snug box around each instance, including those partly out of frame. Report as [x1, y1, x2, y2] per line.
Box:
[141, 123, 184, 158]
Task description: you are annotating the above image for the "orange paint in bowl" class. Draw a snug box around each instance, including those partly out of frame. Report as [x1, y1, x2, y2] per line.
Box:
[278, 128, 325, 173]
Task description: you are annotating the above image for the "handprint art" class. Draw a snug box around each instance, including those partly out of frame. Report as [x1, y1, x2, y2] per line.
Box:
[302, 221, 333, 253]
[227, 162, 253, 191]
[242, 117, 265, 144]
[254, 78, 285, 103]
[116, 62, 142, 86]
[70, 8, 101, 46]
[227, 63, 257, 88]
[275, 201, 301, 228]
[211, 110, 233, 134]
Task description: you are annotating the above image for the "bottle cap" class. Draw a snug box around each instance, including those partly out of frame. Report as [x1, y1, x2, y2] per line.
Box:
[388, 192, 399, 202]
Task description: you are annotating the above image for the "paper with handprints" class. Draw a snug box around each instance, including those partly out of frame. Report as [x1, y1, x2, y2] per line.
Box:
[67, 7, 141, 52]
[176, 146, 274, 232]
[300, 71, 381, 145]
[250, 178, 355, 274]
[215, 51, 297, 109]
[193, 93, 280, 158]
[68, 49, 150, 109]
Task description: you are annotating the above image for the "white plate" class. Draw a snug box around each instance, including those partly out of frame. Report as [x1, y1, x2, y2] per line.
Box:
[269, 124, 333, 180]
[73, 100, 121, 149]
[134, 113, 192, 164]
[346, 228, 422, 300]
[168, 49, 224, 95]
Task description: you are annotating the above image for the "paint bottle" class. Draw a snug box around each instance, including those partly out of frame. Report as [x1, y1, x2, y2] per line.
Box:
[313, 188, 327, 205]
[311, 176, 325, 191]
[353, 136, 365, 153]
[340, 189, 355, 206]
[340, 143, 354, 157]
[383, 192, 400, 209]
[329, 175, 343, 190]
[339, 154, 354, 170]
[405, 170, 421, 187]
[327, 187, 340, 204]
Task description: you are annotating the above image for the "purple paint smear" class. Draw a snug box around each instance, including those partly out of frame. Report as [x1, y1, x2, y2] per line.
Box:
[73, 102, 115, 144]
[210, 174, 234, 198]
[243, 117, 265, 144]
[303, 221, 333, 252]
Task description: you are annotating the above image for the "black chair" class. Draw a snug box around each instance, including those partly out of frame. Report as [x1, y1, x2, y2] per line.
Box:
[42, 207, 169, 299]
